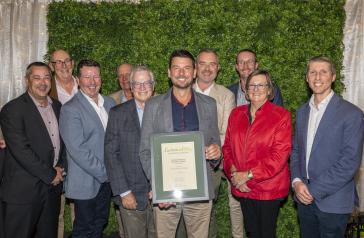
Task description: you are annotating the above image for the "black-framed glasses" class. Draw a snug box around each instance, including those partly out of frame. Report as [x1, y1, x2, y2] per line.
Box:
[51, 58, 73, 67]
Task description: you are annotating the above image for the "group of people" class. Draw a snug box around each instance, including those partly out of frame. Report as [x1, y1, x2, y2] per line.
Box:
[0, 47, 362, 238]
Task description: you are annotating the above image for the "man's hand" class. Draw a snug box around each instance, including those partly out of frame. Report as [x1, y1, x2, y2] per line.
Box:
[51, 167, 65, 186]
[205, 144, 221, 160]
[231, 171, 249, 188]
[0, 139, 6, 149]
[158, 202, 176, 209]
[148, 191, 153, 200]
[121, 192, 137, 210]
[237, 183, 251, 193]
[293, 181, 313, 205]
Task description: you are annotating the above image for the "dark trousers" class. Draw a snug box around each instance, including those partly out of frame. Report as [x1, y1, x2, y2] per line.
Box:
[297, 202, 350, 238]
[240, 198, 281, 238]
[2, 186, 61, 238]
[72, 182, 111, 238]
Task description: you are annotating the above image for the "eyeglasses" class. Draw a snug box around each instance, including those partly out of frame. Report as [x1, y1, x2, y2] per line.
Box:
[30, 76, 51, 81]
[51, 58, 73, 67]
[237, 60, 255, 67]
[132, 81, 154, 90]
[247, 84, 268, 91]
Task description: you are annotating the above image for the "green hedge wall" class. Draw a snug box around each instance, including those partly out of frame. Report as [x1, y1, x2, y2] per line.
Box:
[48, 0, 345, 237]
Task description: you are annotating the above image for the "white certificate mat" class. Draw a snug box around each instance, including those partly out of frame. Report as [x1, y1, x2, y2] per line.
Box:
[161, 142, 197, 191]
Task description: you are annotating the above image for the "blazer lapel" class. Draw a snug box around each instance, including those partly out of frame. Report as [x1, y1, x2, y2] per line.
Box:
[23, 93, 53, 148]
[130, 100, 141, 132]
[76, 92, 105, 132]
[162, 90, 174, 133]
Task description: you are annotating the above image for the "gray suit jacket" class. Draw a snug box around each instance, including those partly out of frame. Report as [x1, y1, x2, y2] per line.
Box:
[105, 99, 150, 210]
[139, 89, 221, 200]
[60, 91, 115, 200]
[291, 93, 364, 213]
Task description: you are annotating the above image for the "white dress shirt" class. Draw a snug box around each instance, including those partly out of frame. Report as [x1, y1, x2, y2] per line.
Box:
[194, 81, 214, 96]
[80, 91, 108, 131]
[293, 90, 334, 184]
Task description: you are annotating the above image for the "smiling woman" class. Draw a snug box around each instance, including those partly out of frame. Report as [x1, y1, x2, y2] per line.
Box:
[223, 69, 292, 238]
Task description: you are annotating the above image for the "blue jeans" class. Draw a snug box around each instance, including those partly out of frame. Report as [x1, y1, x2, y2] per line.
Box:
[297, 202, 350, 238]
[72, 183, 111, 238]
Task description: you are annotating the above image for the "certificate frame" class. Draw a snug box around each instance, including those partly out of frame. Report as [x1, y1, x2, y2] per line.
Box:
[151, 131, 209, 204]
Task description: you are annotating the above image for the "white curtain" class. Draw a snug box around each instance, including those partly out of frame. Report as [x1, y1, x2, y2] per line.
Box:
[0, 0, 50, 108]
[343, 0, 364, 212]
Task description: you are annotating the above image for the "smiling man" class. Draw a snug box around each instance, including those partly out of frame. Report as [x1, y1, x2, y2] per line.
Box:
[291, 56, 364, 238]
[229, 49, 283, 107]
[105, 66, 156, 238]
[49, 49, 78, 104]
[59, 59, 115, 238]
[193, 49, 235, 238]
[139, 50, 221, 238]
[0, 62, 66, 238]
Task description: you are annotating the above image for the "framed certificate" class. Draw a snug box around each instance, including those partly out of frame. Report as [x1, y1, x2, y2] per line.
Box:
[150, 131, 209, 203]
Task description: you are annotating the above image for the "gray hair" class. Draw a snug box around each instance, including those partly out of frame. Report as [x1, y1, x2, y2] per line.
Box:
[129, 65, 155, 87]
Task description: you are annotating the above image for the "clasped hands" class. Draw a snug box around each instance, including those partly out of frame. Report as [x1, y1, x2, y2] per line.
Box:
[51, 166, 65, 186]
[230, 165, 251, 193]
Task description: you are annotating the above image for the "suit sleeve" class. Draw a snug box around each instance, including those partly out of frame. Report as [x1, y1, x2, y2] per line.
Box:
[222, 111, 235, 180]
[208, 100, 222, 168]
[139, 100, 156, 181]
[59, 104, 107, 183]
[104, 108, 130, 196]
[308, 110, 364, 201]
[0, 104, 56, 184]
[290, 111, 302, 181]
[250, 111, 292, 182]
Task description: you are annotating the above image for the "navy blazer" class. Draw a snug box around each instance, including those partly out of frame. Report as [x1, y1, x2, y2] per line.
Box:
[291, 93, 364, 213]
[228, 81, 284, 106]
[104, 99, 150, 211]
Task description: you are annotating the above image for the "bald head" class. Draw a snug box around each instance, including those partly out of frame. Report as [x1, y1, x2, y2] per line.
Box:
[49, 49, 74, 80]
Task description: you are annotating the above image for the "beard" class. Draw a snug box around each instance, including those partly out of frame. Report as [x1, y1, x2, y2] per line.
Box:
[172, 76, 193, 89]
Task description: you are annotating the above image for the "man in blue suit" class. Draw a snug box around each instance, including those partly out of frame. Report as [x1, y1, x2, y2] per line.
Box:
[60, 59, 115, 238]
[291, 56, 364, 238]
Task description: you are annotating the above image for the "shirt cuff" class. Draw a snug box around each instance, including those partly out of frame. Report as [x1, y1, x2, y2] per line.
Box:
[292, 178, 302, 188]
[120, 190, 131, 198]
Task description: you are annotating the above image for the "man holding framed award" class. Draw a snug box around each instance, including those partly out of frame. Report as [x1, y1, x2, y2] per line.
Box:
[139, 49, 221, 238]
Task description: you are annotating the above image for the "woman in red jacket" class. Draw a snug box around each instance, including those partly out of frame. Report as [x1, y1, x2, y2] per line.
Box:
[223, 70, 292, 238]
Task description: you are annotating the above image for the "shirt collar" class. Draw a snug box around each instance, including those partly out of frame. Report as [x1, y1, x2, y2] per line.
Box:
[171, 89, 195, 107]
[309, 90, 334, 110]
[194, 81, 214, 95]
[28, 92, 52, 108]
[80, 90, 104, 107]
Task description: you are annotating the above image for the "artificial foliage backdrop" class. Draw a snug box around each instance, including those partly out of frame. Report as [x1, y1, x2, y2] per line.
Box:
[48, 0, 346, 237]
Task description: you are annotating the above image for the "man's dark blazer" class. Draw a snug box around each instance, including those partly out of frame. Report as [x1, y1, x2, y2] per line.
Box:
[104, 99, 150, 211]
[291, 93, 364, 214]
[228, 81, 284, 106]
[0, 92, 65, 204]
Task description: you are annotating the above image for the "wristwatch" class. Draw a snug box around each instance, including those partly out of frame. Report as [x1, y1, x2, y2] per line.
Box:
[247, 170, 253, 180]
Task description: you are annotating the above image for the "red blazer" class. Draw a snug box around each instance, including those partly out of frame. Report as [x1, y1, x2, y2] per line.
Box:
[223, 101, 292, 200]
